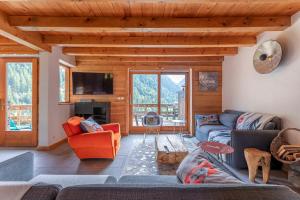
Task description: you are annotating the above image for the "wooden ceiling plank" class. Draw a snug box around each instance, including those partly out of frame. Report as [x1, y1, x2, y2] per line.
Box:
[63, 47, 237, 56]
[0, 36, 17, 45]
[44, 35, 256, 47]
[9, 16, 291, 33]
[0, 11, 51, 52]
[0, 45, 38, 54]
[75, 56, 224, 62]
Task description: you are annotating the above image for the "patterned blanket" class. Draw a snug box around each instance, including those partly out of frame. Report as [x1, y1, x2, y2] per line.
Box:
[208, 130, 231, 145]
[236, 112, 276, 130]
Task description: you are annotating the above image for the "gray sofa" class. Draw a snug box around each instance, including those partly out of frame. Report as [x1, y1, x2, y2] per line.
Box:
[195, 110, 282, 169]
[18, 175, 300, 200]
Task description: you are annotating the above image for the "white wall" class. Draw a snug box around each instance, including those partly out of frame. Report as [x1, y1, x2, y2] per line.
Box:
[223, 12, 300, 129]
[38, 46, 75, 146]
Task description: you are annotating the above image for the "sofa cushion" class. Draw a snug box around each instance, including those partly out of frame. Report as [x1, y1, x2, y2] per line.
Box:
[56, 184, 300, 200]
[219, 113, 240, 129]
[21, 183, 61, 200]
[196, 125, 230, 141]
[224, 109, 245, 116]
[176, 149, 242, 184]
[118, 175, 180, 184]
[80, 117, 103, 133]
[30, 175, 116, 188]
[199, 125, 230, 135]
[195, 114, 219, 127]
[67, 116, 84, 136]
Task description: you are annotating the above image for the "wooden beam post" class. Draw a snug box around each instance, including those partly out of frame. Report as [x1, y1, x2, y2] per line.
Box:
[0, 11, 51, 52]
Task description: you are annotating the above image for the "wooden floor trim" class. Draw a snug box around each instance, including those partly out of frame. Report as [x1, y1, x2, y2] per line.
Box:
[36, 138, 67, 151]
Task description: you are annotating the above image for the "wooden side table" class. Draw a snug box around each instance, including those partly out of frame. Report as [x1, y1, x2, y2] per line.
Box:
[244, 148, 271, 184]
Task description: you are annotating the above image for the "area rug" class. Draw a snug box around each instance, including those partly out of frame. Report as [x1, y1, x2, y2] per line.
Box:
[122, 135, 198, 176]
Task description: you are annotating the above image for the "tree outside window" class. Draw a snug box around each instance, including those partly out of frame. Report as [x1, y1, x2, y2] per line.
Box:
[59, 65, 70, 103]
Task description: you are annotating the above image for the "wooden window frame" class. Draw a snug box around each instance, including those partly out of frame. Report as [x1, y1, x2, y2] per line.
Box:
[58, 64, 70, 104]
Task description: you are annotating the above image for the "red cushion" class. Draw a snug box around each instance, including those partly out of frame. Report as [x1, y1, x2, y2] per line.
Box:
[66, 116, 83, 136]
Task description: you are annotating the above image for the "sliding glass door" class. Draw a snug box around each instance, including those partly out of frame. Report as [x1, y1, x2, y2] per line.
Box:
[0, 58, 38, 146]
[130, 72, 188, 132]
[160, 74, 186, 127]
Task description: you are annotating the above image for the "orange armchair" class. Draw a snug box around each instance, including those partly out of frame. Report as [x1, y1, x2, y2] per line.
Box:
[62, 117, 121, 159]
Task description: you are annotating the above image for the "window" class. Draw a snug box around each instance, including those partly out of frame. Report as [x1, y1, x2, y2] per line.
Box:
[59, 65, 70, 103]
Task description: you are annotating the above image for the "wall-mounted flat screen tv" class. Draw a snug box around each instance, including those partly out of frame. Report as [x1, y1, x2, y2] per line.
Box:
[72, 72, 113, 95]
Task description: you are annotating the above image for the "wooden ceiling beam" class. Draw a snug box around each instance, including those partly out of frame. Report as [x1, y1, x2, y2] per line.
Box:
[9, 16, 290, 33]
[0, 11, 51, 52]
[64, 47, 237, 56]
[0, 45, 38, 54]
[0, 0, 299, 2]
[76, 61, 222, 67]
[76, 56, 224, 62]
[44, 35, 256, 47]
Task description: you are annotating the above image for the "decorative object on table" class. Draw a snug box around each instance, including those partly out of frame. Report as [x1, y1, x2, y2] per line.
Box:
[253, 40, 282, 74]
[244, 148, 271, 184]
[270, 128, 300, 187]
[176, 148, 242, 184]
[156, 135, 188, 164]
[199, 72, 218, 92]
[142, 111, 163, 141]
[198, 141, 234, 162]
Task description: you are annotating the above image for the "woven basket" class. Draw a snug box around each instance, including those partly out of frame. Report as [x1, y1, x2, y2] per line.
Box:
[270, 128, 300, 164]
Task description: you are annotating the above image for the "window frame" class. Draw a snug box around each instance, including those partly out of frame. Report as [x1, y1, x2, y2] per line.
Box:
[58, 64, 70, 103]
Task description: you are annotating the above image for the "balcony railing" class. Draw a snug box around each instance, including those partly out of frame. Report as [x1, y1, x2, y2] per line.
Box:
[132, 103, 185, 126]
[7, 104, 32, 130]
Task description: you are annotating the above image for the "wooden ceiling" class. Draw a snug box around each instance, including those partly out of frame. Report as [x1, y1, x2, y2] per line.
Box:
[0, 0, 299, 66]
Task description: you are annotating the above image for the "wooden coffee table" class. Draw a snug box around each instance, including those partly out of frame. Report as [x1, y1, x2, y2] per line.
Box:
[155, 135, 188, 164]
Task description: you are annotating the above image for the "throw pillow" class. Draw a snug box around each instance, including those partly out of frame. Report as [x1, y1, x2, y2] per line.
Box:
[176, 148, 242, 184]
[236, 112, 276, 130]
[80, 117, 104, 133]
[196, 114, 219, 127]
[219, 113, 240, 129]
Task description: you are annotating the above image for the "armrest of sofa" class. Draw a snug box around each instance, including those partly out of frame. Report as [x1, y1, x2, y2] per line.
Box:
[68, 131, 114, 148]
[102, 123, 120, 134]
[229, 130, 280, 169]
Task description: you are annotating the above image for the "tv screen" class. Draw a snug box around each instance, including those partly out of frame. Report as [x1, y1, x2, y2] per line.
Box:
[72, 72, 113, 95]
